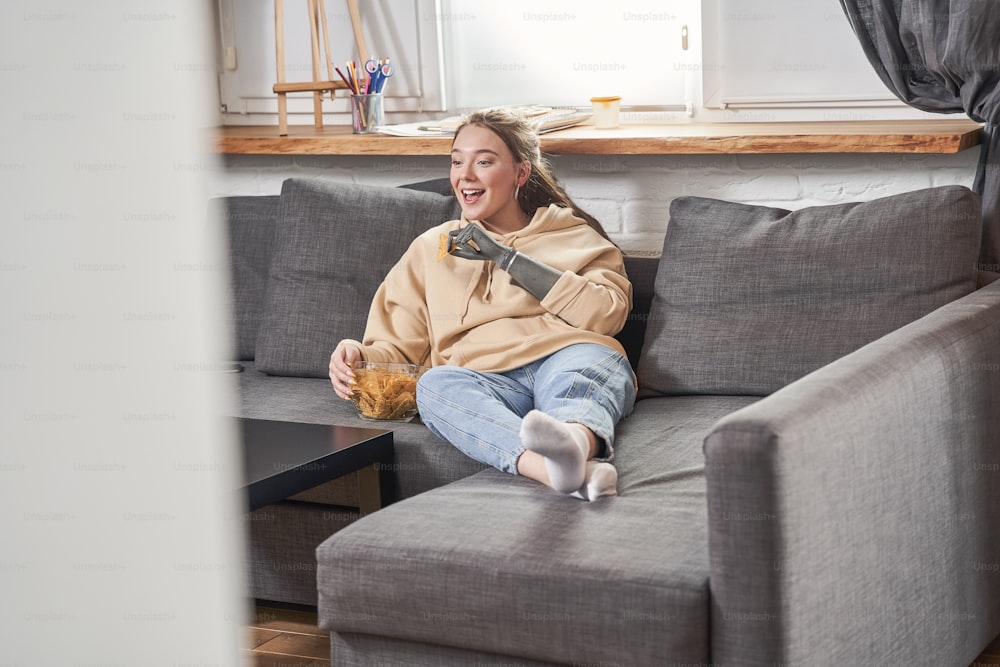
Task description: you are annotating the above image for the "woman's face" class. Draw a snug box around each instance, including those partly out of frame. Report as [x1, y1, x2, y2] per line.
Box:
[450, 124, 529, 232]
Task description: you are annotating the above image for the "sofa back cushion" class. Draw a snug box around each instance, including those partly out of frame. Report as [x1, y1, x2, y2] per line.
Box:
[254, 177, 462, 378]
[214, 195, 279, 361]
[637, 185, 982, 396]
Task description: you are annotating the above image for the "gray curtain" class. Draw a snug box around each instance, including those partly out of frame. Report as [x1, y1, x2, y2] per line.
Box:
[838, 0, 1000, 270]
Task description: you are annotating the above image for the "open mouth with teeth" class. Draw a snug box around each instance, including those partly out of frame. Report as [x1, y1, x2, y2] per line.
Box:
[460, 188, 485, 204]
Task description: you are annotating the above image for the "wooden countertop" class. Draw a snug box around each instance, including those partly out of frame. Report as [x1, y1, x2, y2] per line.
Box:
[215, 119, 983, 156]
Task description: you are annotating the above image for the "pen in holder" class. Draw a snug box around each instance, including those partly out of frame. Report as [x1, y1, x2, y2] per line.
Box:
[351, 93, 384, 134]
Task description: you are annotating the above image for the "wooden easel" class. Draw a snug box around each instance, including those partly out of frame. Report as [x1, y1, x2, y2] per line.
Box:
[273, 0, 370, 136]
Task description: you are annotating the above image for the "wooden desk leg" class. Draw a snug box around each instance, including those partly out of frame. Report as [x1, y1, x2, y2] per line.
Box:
[274, 0, 288, 136]
[277, 93, 288, 136]
[357, 464, 382, 516]
[307, 0, 323, 130]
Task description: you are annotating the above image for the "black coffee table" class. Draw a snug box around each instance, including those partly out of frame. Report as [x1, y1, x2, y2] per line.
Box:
[239, 418, 394, 514]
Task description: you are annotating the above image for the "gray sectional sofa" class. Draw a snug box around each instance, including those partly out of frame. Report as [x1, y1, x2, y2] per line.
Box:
[218, 176, 1000, 666]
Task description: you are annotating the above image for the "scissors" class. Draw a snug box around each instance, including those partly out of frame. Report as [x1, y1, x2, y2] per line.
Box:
[364, 58, 393, 93]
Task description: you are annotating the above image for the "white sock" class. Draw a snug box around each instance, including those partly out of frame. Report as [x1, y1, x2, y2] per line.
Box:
[520, 410, 590, 493]
[571, 461, 618, 501]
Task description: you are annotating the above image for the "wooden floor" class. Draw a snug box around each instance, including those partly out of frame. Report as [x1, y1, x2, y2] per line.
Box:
[246, 604, 1000, 666]
[977, 639, 1000, 667]
[246, 605, 331, 667]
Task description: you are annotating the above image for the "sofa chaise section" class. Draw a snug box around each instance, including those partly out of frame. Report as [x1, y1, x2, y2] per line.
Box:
[316, 395, 760, 666]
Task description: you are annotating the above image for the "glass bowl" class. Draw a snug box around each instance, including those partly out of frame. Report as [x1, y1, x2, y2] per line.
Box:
[350, 361, 425, 422]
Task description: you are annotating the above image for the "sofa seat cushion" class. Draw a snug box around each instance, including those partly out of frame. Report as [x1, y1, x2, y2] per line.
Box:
[638, 185, 983, 396]
[234, 361, 488, 500]
[254, 177, 462, 378]
[316, 395, 758, 666]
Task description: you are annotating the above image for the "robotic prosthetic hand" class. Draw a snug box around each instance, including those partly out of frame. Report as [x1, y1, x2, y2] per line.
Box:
[447, 225, 563, 301]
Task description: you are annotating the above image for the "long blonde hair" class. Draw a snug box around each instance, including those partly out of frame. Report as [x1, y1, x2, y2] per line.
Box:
[453, 109, 612, 242]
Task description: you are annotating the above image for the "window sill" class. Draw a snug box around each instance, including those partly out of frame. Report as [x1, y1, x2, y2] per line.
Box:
[213, 119, 983, 156]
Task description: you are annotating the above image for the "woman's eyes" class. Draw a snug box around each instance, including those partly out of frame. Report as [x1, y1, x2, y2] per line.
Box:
[450, 159, 493, 167]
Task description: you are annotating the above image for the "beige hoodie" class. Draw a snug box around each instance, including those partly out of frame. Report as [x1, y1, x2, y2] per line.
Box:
[345, 204, 632, 373]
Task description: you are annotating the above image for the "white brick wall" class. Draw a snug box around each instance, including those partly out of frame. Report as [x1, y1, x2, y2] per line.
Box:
[215, 149, 980, 255]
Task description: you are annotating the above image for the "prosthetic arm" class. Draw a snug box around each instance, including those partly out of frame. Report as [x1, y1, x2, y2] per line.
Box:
[447, 225, 563, 301]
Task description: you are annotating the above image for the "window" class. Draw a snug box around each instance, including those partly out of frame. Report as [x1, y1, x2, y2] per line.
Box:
[217, 0, 445, 124]
[699, 0, 938, 121]
[439, 0, 698, 113]
[215, 0, 938, 126]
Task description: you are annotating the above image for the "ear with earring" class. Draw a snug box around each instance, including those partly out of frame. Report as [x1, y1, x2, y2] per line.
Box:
[514, 172, 528, 201]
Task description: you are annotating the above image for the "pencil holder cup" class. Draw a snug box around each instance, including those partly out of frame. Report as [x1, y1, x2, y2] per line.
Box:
[351, 93, 384, 134]
[590, 96, 621, 129]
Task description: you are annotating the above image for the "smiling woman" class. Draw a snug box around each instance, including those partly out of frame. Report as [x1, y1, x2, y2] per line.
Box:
[450, 124, 529, 232]
[448, 109, 612, 240]
[329, 108, 636, 501]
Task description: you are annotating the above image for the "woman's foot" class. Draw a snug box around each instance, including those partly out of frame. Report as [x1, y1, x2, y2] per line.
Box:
[571, 461, 618, 501]
[519, 410, 591, 493]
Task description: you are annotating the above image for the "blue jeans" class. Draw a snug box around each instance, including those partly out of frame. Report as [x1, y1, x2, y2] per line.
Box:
[416, 344, 636, 475]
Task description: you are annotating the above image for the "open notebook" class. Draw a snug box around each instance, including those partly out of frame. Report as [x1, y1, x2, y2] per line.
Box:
[378, 105, 591, 137]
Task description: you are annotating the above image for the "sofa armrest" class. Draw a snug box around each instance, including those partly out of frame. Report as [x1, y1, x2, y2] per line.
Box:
[704, 280, 1000, 667]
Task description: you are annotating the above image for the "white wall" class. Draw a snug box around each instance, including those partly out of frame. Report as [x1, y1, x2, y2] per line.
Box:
[214, 150, 981, 254]
[1, 2, 247, 665]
